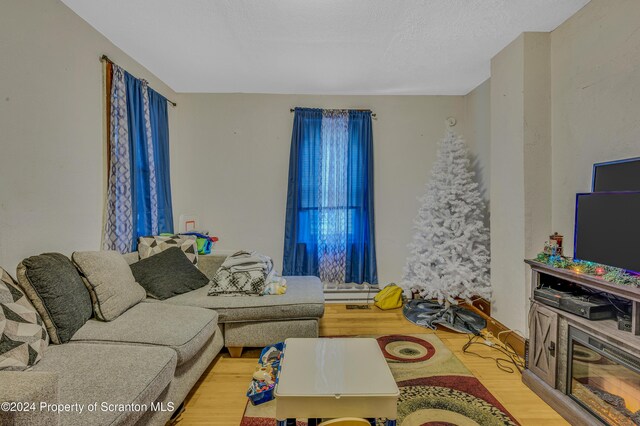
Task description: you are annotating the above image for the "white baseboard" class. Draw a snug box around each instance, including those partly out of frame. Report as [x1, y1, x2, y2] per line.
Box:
[324, 299, 374, 304]
[323, 286, 379, 304]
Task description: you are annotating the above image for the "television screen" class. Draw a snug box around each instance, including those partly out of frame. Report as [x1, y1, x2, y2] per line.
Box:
[592, 158, 640, 192]
[574, 192, 640, 273]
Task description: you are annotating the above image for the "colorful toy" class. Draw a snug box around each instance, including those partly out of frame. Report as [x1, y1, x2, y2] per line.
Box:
[261, 346, 282, 365]
[159, 232, 219, 255]
[246, 342, 285, 406]
[252, 365, 275, 384]
[181, 232, 219, 254]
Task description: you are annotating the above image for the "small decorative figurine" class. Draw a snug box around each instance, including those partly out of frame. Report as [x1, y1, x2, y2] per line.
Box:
[550, 232, 564, 256]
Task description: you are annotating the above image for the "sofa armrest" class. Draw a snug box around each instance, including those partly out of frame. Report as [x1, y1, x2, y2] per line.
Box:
[198, 254, 228, 280]
[0, 371, 60, 426]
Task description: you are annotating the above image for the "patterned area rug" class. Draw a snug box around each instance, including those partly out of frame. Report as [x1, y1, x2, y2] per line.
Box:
[241, 334, 519, 425]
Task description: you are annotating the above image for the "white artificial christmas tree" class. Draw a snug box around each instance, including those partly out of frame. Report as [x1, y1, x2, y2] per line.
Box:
[402, 131, 491, 305]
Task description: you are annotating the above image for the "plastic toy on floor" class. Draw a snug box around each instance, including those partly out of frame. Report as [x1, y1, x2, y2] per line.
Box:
[261, 346, 282, 364]
[246, 342, 284, 405]
[252, 365, 275, 385]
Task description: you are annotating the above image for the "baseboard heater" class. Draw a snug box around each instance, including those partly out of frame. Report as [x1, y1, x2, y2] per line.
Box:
[323, 286, 379, 304]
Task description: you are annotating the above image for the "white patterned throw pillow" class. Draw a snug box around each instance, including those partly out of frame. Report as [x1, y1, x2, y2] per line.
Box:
[138, 236, 199, 266]
[0, 267, 49, 370]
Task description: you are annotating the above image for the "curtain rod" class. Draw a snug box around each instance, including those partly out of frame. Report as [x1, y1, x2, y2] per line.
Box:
[100, 55, 177, 107]
[290, 108, 376, 118]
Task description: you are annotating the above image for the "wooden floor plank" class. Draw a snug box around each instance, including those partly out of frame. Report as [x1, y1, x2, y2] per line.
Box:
[179, 304, 568, 425]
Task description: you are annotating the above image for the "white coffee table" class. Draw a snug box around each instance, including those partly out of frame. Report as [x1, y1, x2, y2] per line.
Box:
[274, 338, 399, 426]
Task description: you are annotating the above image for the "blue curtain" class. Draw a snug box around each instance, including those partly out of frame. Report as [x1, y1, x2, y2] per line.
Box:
[124, 73, 174, 247]
[104, 66, 173, 252]
[124, 72, 148, 242]
[148, 88, 174, 235]
[346, 110, 377, 284]
[283, 108, 377, 284]
[283, 108, 322, 276]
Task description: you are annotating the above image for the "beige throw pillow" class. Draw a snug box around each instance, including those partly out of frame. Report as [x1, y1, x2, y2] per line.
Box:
[72, 251, 146, 321]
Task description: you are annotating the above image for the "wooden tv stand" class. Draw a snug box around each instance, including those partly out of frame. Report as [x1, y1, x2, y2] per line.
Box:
[524, 260, 640, 425]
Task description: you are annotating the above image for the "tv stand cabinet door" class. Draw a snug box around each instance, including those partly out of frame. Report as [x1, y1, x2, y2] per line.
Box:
[529, 303, 558, 387]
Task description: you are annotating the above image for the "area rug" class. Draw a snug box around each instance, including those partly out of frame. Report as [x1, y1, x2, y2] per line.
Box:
[241, 334, 519, 425]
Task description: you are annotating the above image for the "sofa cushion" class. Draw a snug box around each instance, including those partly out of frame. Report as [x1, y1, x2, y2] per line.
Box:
[225, 319, 318, 347]
[164, 275, 325, 323]
[16, 253, 92, 344]
[70, 302, 217, 366]
[138, 235, 198, 266]
[130, 247, 210, 300]
[72, 250, 146, 321]
[0, 268, 48, 370]
[32, 342, 176, 426]
[0, 370, 59, 425]
[122, 251, 140, 265]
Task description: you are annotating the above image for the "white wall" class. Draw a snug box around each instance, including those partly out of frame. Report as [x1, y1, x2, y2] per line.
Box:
[522, 33, 552, 336]
[551, 0, 640, 254]
[464, 79, 491, 204]
[173, 94, 492, 285]
[488, 33, 551, 334]
[489, 35, 527, 333]
[0, 0, 179, 272]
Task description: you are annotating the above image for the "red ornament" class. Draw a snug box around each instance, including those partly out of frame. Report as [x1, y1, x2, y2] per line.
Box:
[595, 267, 605, 276]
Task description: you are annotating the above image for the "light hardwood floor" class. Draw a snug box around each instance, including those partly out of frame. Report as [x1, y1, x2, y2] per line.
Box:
[179, 304, 568, 425]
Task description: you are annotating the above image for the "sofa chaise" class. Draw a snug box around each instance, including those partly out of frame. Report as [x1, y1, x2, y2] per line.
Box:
[145, 253, 325, 357]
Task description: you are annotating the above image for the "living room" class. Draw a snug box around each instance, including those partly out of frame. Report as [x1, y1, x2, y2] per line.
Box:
[1, 0, 640, 425]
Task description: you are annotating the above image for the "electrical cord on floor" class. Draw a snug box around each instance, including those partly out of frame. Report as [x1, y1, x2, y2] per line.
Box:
[462, 331, 525, 374]
[496, 329, 525, 346]
[490, 332, 524, 372]
[425, 302, 525, 374]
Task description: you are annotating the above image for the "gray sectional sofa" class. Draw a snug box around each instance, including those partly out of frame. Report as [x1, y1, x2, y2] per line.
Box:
[0, 251, 324, 426]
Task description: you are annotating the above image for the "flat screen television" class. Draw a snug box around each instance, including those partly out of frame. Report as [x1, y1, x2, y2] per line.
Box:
[574, 192, 640, 273]
[592, 157, 640, 192]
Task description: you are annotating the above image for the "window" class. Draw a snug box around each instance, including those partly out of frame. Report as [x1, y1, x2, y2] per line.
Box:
[283, 108, 377, 285]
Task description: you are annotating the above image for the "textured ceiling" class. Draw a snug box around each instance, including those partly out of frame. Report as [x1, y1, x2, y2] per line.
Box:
[61, 0, 590, 95]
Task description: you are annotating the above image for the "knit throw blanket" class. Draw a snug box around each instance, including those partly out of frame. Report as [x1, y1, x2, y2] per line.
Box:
[208, 250, 276, 296]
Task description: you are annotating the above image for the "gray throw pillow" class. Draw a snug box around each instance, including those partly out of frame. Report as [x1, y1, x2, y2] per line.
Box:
[0, 267, 49, 370]
[16, 253, 92, 344]
[72, 251, 146, 321]
[130, 247, 210, 300]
